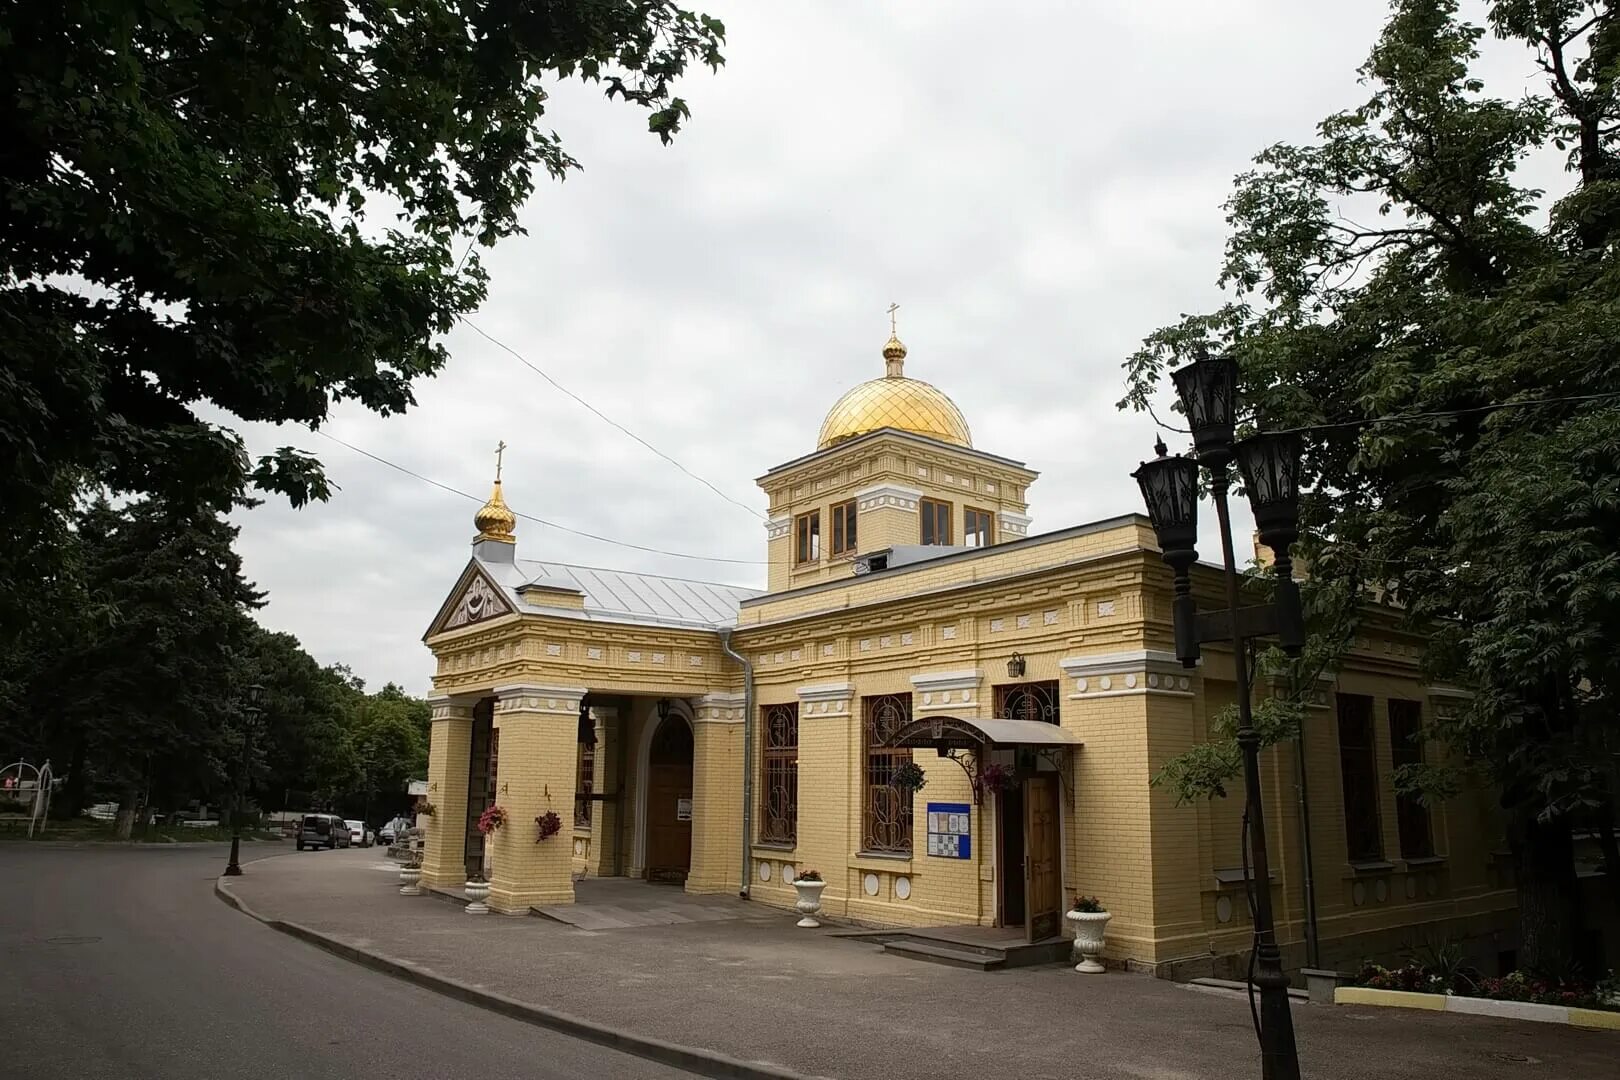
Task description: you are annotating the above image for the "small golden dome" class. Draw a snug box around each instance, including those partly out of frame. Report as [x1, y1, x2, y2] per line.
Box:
[816, 332, 971, 450]
[473, 479, 516, 544]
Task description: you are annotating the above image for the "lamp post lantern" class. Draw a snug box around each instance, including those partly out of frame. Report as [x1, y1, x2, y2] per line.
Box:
[224, 683, 266, 878]
[1135, 352, 1303, 1080]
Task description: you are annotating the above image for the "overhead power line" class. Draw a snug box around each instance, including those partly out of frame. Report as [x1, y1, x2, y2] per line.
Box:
[1147, 390, 1620, 437]
[459, 317, 766, 521]
[306, 427, 767, 566]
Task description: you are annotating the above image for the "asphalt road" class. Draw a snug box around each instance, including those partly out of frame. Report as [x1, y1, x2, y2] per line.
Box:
[0, 842, 693, 1080]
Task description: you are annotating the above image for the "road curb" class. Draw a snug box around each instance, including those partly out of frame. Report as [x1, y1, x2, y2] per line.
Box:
[1334, 985, 1620, 1031]
[214, 878, 828, 1080]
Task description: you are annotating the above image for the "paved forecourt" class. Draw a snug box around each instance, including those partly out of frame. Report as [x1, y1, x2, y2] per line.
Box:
[223, 848, 1615, 1080]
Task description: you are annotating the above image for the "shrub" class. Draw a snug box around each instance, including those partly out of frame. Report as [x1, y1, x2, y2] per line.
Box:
[890, 761, 927, 792]
[1071, 894, 1105, 913]
[794, 869, 822, 883]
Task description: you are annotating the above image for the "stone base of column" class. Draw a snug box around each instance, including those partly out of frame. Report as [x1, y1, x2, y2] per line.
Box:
[488, 881, 575, 913]
[682, 872, 733, 896]
[419, 864, 468, 891]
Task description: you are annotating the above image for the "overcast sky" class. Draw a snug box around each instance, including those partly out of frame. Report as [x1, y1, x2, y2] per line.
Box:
[230, 1, 1553, 693]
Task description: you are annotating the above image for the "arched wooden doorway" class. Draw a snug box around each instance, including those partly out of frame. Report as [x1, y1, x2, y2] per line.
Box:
[643, 713, 693, 883]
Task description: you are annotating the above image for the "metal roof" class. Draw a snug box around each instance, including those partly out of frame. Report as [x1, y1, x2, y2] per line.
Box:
[887, 714, 1083, 749]
[494, 558, 763, 629]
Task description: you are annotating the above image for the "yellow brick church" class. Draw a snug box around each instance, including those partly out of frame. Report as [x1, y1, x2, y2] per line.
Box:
[419, 325, 1516, 977]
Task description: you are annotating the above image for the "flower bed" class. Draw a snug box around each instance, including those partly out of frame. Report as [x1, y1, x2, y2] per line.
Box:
[1356, 963, 1619, 1013]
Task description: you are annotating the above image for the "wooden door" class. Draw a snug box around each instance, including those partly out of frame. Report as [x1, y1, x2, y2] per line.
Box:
[644, 715, 693, 882]
[1023, 775, 1061, 941]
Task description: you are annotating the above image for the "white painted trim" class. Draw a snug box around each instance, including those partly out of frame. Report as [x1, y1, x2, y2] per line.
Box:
[854, 484, 923, 513]
[631, 699, 695, 878]
[1425, 685, 1473, 700]
[493, 683, 589, 700]
[853, 483, 923, 500]
[1058, 651, 1180, 678]
[909, 669, 982, 693]
[1068, 688, 1195, 701]
[699, 692, 747, 708]
[796, 681, 854, 702]
[765, 515, 791, 540]
[997, 510, 1032, 537]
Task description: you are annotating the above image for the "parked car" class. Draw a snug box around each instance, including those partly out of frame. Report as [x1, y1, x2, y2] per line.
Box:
[378, 816, 411, 846]
[344, 819, 372, 847]
[296, 813, 349, 851]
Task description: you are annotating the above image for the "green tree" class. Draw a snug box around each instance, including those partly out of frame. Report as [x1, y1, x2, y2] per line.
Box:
[1124, 0, 1620, 974]
[41, 499, 263, 835]
[0, 0, 726, 645]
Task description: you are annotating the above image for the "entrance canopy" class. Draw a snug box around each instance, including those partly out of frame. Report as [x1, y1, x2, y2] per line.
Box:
[885, 715, 1082, 752]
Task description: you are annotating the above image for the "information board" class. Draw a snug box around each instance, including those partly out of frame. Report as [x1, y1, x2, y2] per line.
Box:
[925, 802, 971, 859]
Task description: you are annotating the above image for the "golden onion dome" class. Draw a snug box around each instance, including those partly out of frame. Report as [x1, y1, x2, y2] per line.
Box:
[816, 331, 971, 450]
[473, 479, 517, 544]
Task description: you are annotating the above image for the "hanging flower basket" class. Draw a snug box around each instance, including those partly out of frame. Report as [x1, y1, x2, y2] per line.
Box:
[535, 810, 563, 842]
[975, 762, 1018, 796]
[477, 804, 508, 835]
[890, 760, 927, 792]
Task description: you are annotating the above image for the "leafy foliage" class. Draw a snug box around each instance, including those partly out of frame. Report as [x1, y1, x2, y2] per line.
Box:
[0, 497, 434, 826]
[1123, 0, 1620, 973]
[0, 0, 726, 657]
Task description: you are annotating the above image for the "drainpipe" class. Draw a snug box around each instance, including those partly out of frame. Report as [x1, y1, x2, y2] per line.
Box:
[718, 627, 754, 899]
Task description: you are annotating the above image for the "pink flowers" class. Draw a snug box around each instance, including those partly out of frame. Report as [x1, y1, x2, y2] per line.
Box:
[477, 804, 507, 834]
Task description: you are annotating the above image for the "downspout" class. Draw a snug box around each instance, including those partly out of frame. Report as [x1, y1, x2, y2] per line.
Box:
[718, 627, 754, 899]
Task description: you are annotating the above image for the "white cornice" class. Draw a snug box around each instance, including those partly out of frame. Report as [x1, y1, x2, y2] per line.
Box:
[1425, 685, 1472, 700]
[796, 681, 854, 703]
[854, 484, 923, 513]
[1060, 651, 1181, 678]
[492, 684, 588, 715]
[998, 511, 1032, 537]
[909, 669, 982, 693]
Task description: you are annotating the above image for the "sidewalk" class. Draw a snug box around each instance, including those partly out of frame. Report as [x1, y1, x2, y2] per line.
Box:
[224, 850, 1612, 1080]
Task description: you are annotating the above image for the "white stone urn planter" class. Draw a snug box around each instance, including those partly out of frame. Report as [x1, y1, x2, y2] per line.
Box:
[464, 878, 490, 915]
[1067, 909, 1112, 973]
[398, 864, 422, 896]
[791, 878, 827, 928]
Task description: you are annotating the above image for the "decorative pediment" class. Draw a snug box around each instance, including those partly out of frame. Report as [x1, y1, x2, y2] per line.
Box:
[426, 563, 515, 638]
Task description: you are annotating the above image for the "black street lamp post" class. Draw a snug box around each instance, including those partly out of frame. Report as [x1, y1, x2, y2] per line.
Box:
[224, 683, 266, 878]
[1133, 351, 1304, 1080]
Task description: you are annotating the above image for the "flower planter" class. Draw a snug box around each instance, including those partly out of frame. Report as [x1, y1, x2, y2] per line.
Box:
[398, 864, 422, 896]
[464, 878, 490, 915]
[1066, 909, 1111, 973]
[791, 879, 827, 928]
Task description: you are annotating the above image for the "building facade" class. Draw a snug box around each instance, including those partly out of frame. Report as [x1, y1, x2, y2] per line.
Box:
[420, 329, 1517, 977]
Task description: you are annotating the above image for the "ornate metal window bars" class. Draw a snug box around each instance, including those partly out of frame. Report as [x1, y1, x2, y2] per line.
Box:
[994, 680, 1061, 724]
[863, 693, 914, 854]
[759, 703, 798, 844]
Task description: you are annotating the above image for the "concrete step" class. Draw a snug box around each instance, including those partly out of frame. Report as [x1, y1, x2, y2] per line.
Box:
[1190, 977, 1309, 1002]
[880, 938, 1005, 970]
